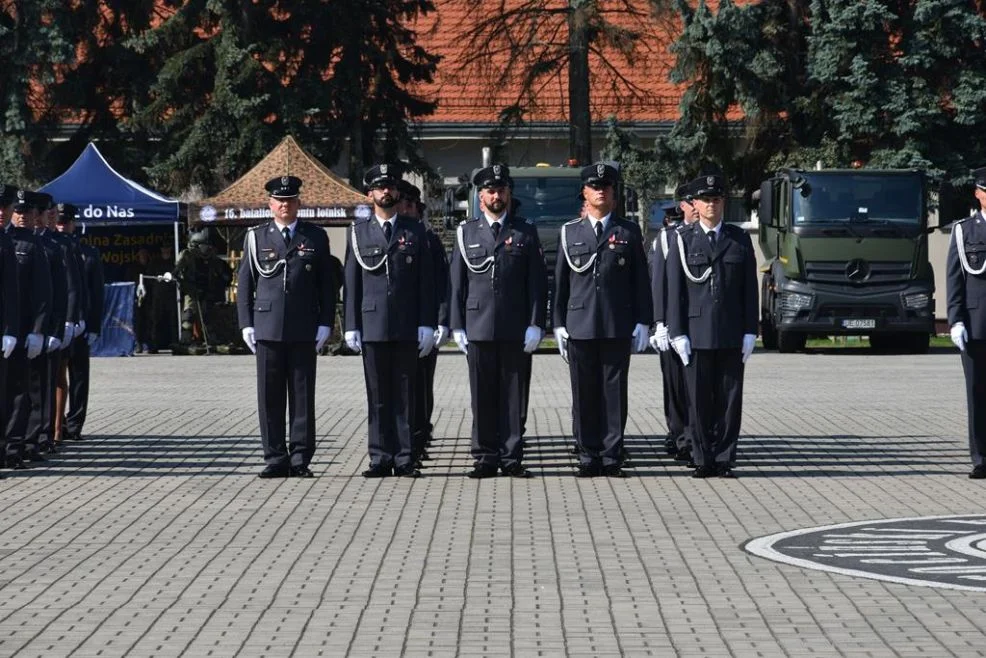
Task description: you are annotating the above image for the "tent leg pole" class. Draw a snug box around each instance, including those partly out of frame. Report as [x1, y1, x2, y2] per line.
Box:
[174, 222, 181, 347]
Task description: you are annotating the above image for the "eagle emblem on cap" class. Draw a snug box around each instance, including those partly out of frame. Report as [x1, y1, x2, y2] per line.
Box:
[597, 164, 605, 177]
[493, 164, 501, 177]
[16, 190, 25, 201]
[380, 164, 388, 175]
[707, 176, 714, 186]
[281, 176, 289, 186]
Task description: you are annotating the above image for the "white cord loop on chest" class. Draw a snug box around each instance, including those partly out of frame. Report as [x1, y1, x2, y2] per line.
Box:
[457, 223, 495, 275]
[660, 228, 670, 259]
[560, 221, 598, 274]
[955, 222, 986, 276]
[676, 231, 713, 284]
[246, 228, 289, 291]
[351, 222, 391, 281]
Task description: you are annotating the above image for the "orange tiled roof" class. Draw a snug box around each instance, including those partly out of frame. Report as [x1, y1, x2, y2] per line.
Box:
[411, 0, 684, 124]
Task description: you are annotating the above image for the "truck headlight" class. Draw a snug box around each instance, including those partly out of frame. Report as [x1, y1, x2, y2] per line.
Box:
[903, 292, 929, 309]
[779, 292, 813, 312]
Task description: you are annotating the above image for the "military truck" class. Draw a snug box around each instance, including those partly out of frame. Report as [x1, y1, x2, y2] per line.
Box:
[757, 168, 936, 353]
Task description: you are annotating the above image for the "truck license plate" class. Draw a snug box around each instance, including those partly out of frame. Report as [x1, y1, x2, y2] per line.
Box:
[842, 319, 876, 329]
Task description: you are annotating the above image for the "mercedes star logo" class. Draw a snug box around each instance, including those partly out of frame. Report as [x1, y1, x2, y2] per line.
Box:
[846, 258, 871, 283]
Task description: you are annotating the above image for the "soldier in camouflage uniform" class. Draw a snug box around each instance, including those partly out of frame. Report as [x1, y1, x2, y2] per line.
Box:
[174, 229, 232, 347]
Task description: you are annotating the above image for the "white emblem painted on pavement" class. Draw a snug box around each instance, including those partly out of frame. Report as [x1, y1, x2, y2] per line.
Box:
[745, 514, 986, 592]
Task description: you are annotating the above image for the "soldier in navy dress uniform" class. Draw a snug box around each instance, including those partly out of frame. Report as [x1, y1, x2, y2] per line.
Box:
[237, 176, 336, 478]
[450, 164, 547, 478]
[397, 180, 449, 466]
[3, 190, 52, 470]
[344, 163, 436, 478]
[0, 185, 22, 474]
[946, 166, 986, 479]
[553, 162, 652, 478]
[650, 182, 699, 463]
[666, 174, 758, 478]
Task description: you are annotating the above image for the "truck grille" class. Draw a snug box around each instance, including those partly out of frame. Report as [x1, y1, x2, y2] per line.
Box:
[804, 260, 912, 284]
[815, 304, 898, 320]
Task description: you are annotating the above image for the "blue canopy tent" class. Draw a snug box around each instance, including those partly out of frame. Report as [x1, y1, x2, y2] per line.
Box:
[40, 143, 183, 355]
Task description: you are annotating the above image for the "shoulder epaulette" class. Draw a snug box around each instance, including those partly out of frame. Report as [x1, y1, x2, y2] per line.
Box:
[564, 217, 582, 226]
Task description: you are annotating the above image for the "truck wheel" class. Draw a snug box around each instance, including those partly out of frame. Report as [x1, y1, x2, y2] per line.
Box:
[903, 333, 930, 354]
[777, 330, 805, 353]
[761, 316, 778, 350]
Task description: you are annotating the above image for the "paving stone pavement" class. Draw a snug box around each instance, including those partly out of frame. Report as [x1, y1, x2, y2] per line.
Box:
[0, 349, 983, 657]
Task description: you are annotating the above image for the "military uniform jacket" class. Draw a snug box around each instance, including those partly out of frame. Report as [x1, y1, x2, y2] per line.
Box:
[77, 240, 105, 330]
[666, 222, 758, 350]
[1, 230, 19, 338]
[236, 221, 336, 342]
[426, 228, 451, 329]
[450, 215, 547, 341]
[343, 215, 435, 342]
[51, 231, 84, 324]
[35, 229, 68, 340]
[946, 211, 986, 341]
[7, 227, 51, 339]
[651, 222, 683, 325]
[553, 216, 652, 340]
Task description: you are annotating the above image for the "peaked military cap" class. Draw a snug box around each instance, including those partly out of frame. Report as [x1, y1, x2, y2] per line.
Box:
[35, 192, 54, 211]
[13, 190, 42, 212]
[973, 167, 986, 190]
[363, 163, 405, 190]
[56, 202, 78, 223]
[265, 175, 303, 199]
[0, 183, 16, 205]
[397, 179, 422, 202]
[472, 163, 513, 189]
[675, 183, 694, 202]
[581, 162, 620, 187]
[690, 173, 726, 198]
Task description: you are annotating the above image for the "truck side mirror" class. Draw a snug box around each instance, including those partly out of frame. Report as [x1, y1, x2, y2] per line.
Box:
[758, 181, 776, 228]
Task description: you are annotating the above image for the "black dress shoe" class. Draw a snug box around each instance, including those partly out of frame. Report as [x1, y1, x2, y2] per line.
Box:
[970, 465, 986, 479]
[716, 465, 736, 478]
[258, 464, 290, 479]
[41, 443, 57, 455]
[664, 438, 677, 455]
[692, 465, 716, 479]
[570, 446, 580, 456]
[674, 448, 691, 462]
[575, 463, 599, 478]
[467, 464, 498, 479]
[26, 452, 46, 463]
[290, 466, 315, 478]
[501, 463, 532, 478]
[362, 464, 393, 478]
[602, 464, 627, 478]
[9, 459, 30, 471]
[395, 465, 422, 478]
[418, 449, 432, 461]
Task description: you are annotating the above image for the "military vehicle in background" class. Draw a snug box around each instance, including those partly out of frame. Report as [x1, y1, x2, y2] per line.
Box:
[757, 168, 936, 353]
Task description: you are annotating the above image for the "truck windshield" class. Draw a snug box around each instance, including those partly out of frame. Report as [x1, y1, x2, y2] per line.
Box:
[510, 176, 584, 226]
[793, 174, 922, 225]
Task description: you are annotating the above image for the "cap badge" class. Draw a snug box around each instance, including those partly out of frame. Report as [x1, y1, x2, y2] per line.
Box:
[597, 164, 605, 177]
[493, 164, 501, 176]
[281, 176, 289, 186]
[707, 176, 714, 186]
[380, 164, 388, 175]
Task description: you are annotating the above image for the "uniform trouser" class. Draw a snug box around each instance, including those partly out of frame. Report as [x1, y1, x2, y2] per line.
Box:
[256, 340, 317, 468]
[6, 350, 41, 460]
[25, 348, 57, 452]
[684, 348, 744, 468]
[659, 348, 690, 449]
[362, 341, 416, 469]
[0, 357, 6, 455]
[63, 338, 91, 438]
[411, 349, 439, 454]
[466, 341, 531, 468]
[568, 338, 631, 467]
[961, 339, 986, 467]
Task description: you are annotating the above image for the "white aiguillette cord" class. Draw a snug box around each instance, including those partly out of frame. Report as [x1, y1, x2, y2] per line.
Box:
[676, 229, 713, 284]
[955, 222, 986, 276]
[559, 221, 597, 274]
[457, 222, 495, 276]
[246, 228, 290, 291]
[351, 222, 390, 281]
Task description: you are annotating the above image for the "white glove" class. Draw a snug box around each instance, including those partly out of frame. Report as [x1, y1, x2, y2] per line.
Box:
[453, 329, 468, 354]
[345, 330, 362, 353]
[78, 319, 86, 335]
[434, 325, 450, 347]
[650, 323, 670, 352]
[63, 322, 74, 346]
[523, 326, 543, 353]
[671, 335, 691, 366]
[2, 335, 15, 359]
[951, 323, 968, 351]
[26, 333, 44, 359]
[315, 325, 331, 352]
[47, 336, 62, 351]
[553, 326, 569, 363]
[241, 327, 257, 354]
[417, 326, 435, 357]
[87, 333, 99, 348]
[742, 333, 756, 363]
[632, 323, 649, 353]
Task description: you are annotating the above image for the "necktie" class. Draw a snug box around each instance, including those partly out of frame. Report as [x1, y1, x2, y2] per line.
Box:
[383, 221, 392, 242]
[282, 226, 291, 246]
[707, 230, 717, 250]
[491, 221, 501, 238]
[594, 221, 603, 240]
